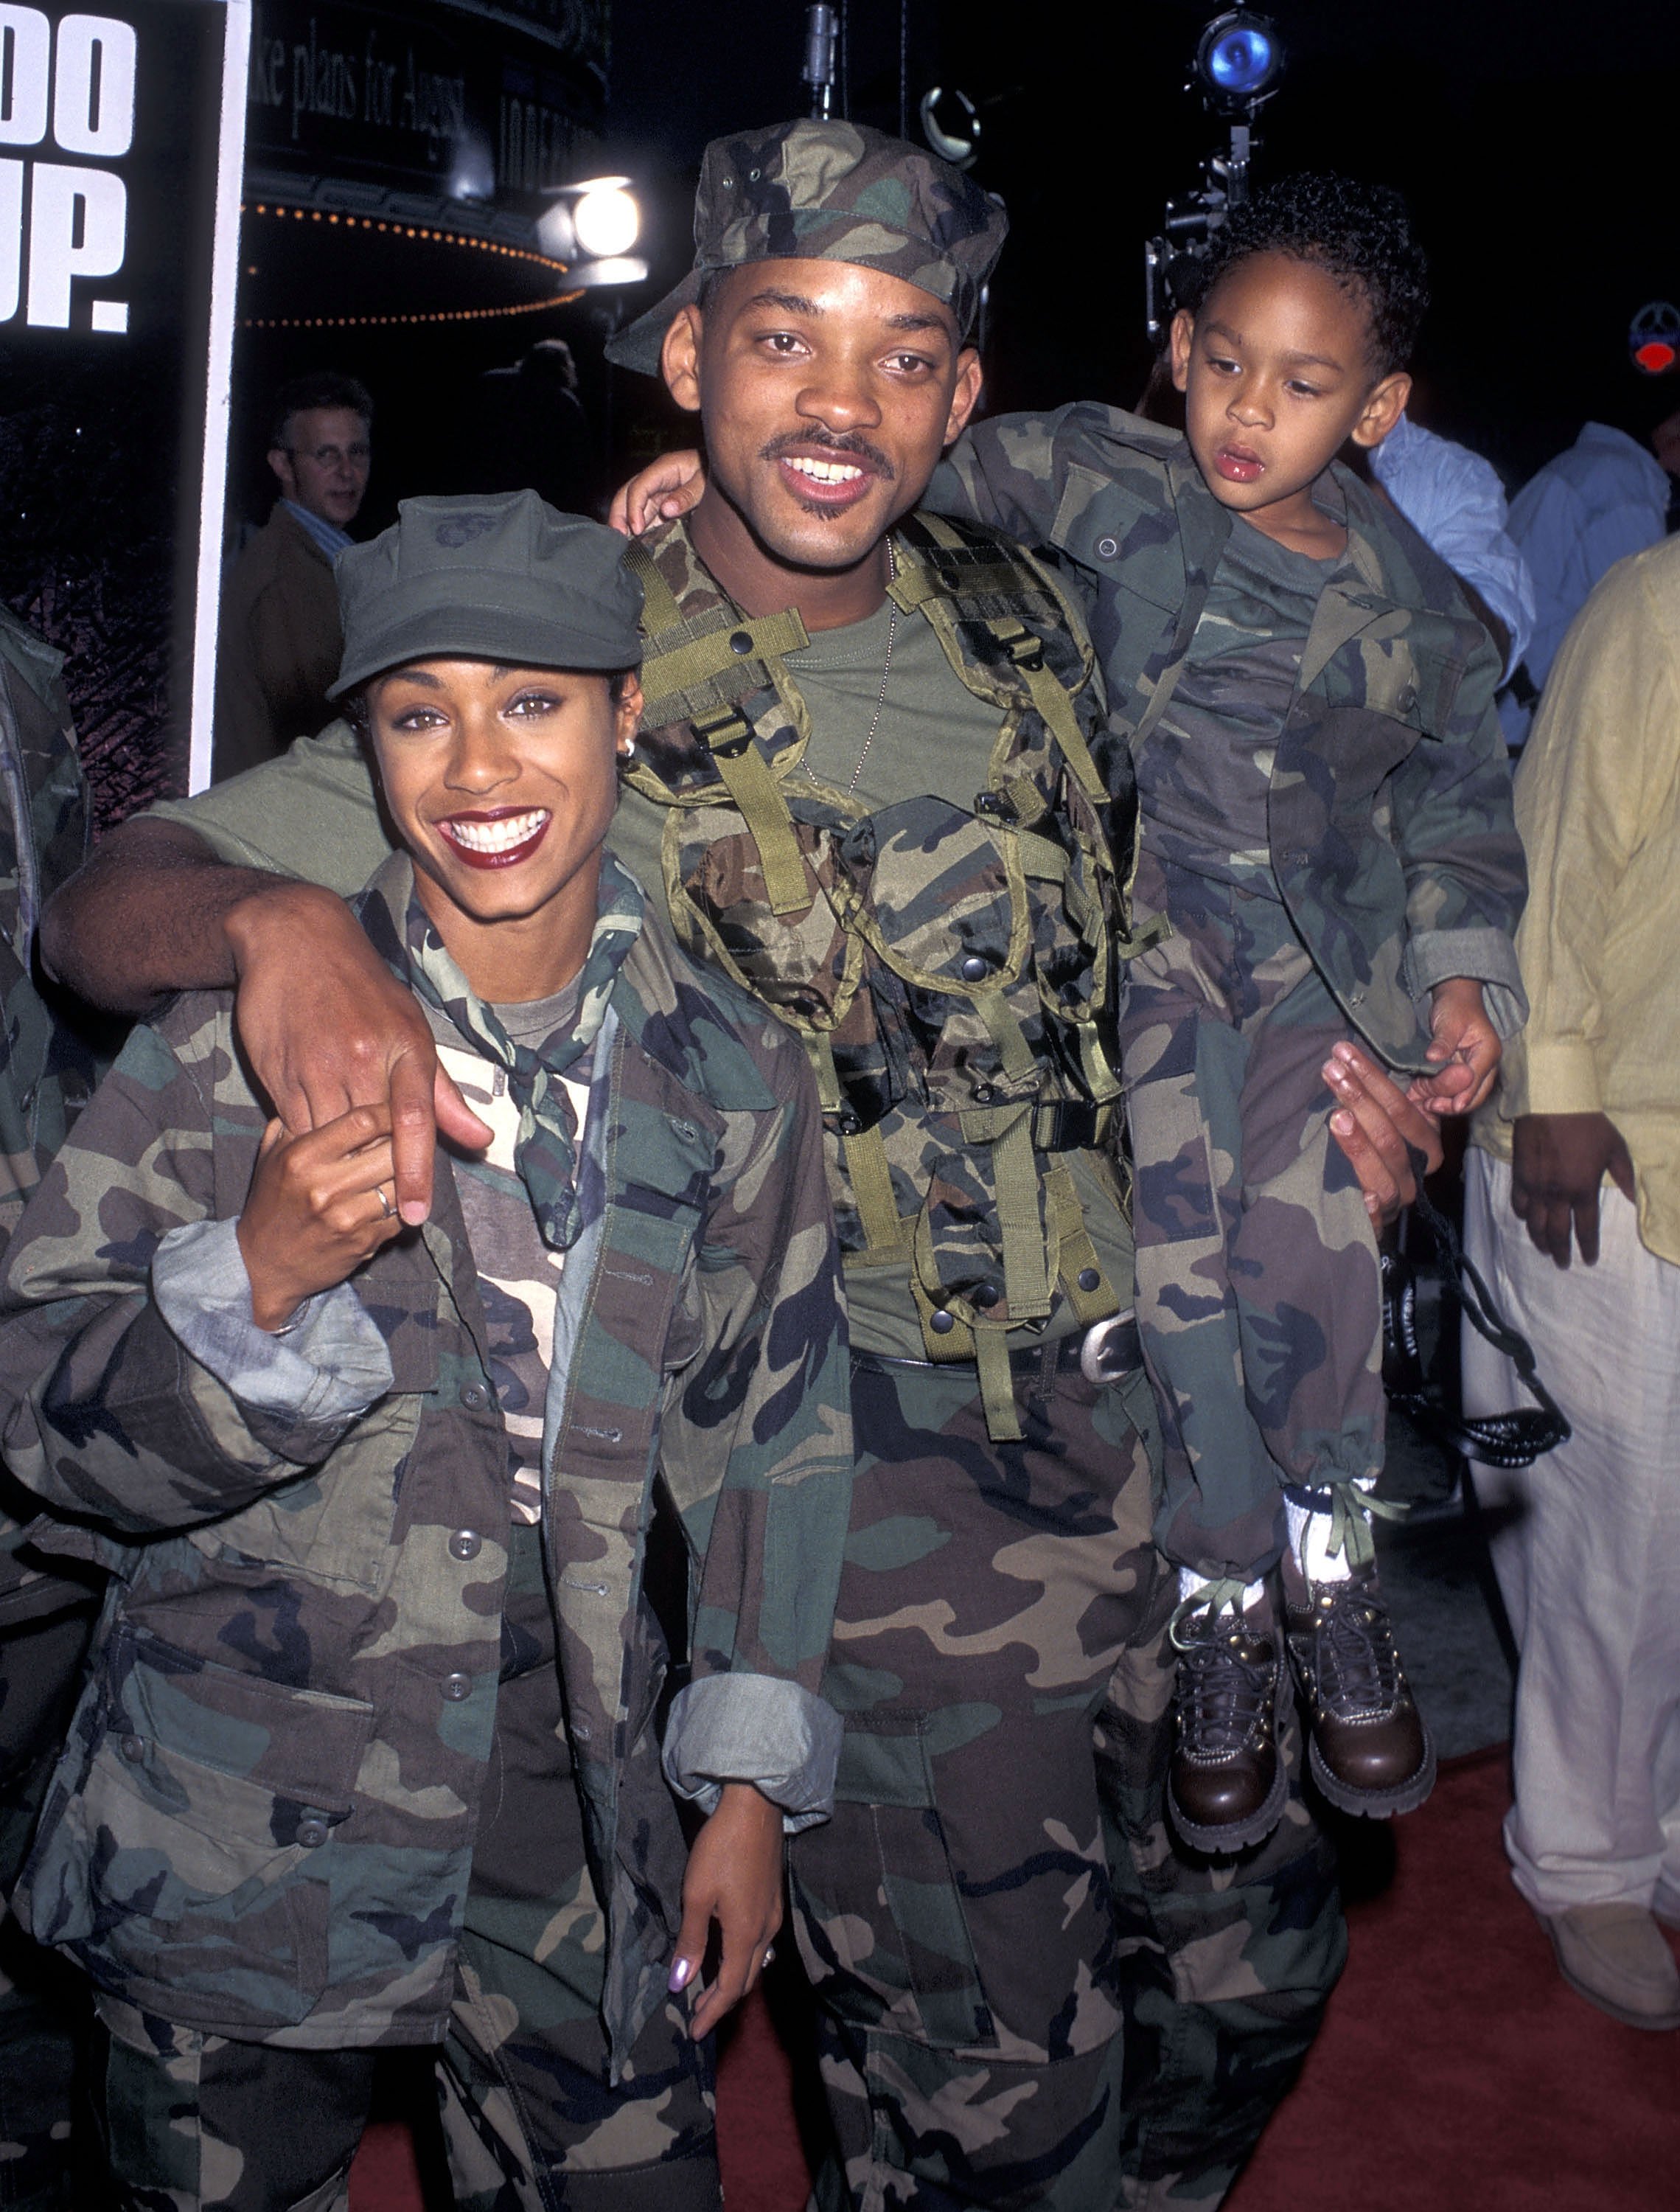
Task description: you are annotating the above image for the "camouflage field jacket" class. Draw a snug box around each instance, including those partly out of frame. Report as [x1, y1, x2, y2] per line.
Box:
[932, 406, 1527, 1069]
[0, 607, 108, 1636]
[0, 894, 851, 2063]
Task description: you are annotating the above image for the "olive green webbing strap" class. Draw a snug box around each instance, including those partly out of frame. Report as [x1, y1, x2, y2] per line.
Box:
[805, 1034, 907, 1263]
[894, 514, 1112, 811]
[1043, 1162, 1119, 1327]
[623, 538, 812, 915]
[688, 705, 811, 915]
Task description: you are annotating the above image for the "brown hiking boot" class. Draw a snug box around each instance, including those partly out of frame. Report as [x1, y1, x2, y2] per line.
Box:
[1168, 1597, 1289, 1854]
[1285, 1565, 1435, 1819]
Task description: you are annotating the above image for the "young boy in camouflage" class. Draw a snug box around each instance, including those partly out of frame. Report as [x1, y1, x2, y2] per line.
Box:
[0, 494, 851, 2211]
[934, 175, 1527, 1848]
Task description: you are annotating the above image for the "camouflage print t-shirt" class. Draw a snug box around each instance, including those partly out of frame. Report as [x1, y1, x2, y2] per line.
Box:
[423, 983, 589, 1526]
[1134, 514, 1341, 902]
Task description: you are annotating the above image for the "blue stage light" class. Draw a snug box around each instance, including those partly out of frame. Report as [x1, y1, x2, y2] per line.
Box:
[1193, 13, 1283, 112]
[1208, 25, 1272, 93]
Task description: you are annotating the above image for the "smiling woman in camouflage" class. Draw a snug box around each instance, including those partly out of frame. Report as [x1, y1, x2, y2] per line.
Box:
[0, 495, 851, 2212]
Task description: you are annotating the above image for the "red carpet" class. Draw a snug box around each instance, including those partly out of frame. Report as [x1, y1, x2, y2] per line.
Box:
[349, 1748, 1680, 2211]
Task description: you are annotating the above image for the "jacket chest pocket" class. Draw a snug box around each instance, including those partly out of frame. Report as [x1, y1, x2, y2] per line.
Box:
[669, 805, 865, 1032]
[26, 1625, 374, 2033]
[837, 797, 1041, 1110]
[184, 1396, 419, 1599]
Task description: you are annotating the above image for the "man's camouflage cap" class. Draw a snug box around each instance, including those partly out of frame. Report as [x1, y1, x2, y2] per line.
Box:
[605, 117, 1007, 376]
[329, 490, 644, 698]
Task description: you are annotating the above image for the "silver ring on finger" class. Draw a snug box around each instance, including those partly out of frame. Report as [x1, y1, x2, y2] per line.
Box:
[375, 1186, 394, 1219]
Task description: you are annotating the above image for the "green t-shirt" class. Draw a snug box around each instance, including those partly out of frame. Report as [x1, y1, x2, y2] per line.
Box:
[151, 599, 1134, 1356]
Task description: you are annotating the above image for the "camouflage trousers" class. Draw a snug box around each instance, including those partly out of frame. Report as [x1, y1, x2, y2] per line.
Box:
[1119, 860, 1384, 1581]
[790, 1345, 1346, 2211]
[82, 1523, 717, 2212]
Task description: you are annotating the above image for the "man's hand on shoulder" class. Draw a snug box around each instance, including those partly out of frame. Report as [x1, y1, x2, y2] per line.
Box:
[1510, 1111, 1637, 1269]
[224, 878, 489, 1224]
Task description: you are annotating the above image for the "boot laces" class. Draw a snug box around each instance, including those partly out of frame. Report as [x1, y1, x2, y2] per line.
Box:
[1306, 1581, 1404, 1716]
[1174, 1613, 1277, 1756]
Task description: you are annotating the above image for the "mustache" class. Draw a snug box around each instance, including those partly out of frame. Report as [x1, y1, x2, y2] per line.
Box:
[758, 428, 896, 481]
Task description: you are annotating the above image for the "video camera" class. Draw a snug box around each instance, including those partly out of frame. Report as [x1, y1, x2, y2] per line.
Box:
[1143, 10, 1284, 344]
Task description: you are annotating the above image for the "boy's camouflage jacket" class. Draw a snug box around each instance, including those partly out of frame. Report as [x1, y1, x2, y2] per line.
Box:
[0, 888, 851, 2069]
[931, 405, 1528, 1070]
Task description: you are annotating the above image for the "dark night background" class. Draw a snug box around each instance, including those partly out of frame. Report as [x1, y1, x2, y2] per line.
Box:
[587, 0, 1679, 484]
[8, 0, 1676, 827]
[229, 0, 1680, 534]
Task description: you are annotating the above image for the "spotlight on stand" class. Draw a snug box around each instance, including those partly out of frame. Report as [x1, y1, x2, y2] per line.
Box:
[803, 4, 838, 120]
[1194, 10, 1283, 114]
[1143, 10, 1283, 343]
[920, 86, 980, 170]
[537, 177, 648, 288]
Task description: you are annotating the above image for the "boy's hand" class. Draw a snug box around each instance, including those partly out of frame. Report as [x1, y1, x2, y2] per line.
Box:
[609, 450, 705, 537]
[237, 1105, 405, 1331]
[667, 1781, 784, 2040]
[1407, 978, 1501, 1116]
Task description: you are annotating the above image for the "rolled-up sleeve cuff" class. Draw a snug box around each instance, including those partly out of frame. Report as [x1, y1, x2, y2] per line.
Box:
[1404, 928, 1528, 1040]
[151, 1218, 394, 1427]
[662, 1674, 843, 1833]
[1520, 1040, 1606, 1116]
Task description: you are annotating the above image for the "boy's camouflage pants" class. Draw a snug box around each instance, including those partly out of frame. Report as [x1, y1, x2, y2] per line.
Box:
[790, 1345, 1347, 2212]
[1119, 860, 1385, 1582]
[81, 1523, 717, 2212]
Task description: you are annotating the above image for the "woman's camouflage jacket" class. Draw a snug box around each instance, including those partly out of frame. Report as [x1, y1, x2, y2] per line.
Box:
[0, 889, 851, 2069]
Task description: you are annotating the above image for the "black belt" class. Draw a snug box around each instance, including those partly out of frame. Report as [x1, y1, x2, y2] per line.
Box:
[852, 1312, 1142, 1387]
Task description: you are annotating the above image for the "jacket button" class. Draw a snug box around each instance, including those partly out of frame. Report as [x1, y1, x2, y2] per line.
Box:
[449, 1529, 481, 1562]
[837, 1112, 862, 1137]
[973, 1281, 1001, 1310]
[929, 1308, 955, 1335]
[961, 955, 989, 983]
[972, 1082, 996, 1104]
[729, 629, 753, 655]
[1396, 684, 1418, 711]
[461, 1383, 489, 1410]
[1096, 536, 1119, 559]
[1078, 1267, 1101, 1293]
[120, 1733, 144, 1762]
[297, 1817, 330, 1849]
[442, 1672, 472, 1702]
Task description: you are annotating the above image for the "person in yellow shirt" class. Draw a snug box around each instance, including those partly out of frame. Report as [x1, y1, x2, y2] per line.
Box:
[1464, 526, 1680, 2033]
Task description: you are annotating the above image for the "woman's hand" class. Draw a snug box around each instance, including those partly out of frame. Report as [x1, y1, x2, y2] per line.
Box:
[236, 1104, 405, 1331]
[668, 1782, 784, 2040]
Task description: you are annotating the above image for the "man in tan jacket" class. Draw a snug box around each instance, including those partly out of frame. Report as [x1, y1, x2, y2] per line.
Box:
[213, 372, 372, 781]
[1465, 526, 1680, 2033]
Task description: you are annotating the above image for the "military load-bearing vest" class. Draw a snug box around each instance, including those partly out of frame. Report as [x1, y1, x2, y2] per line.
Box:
[625, 513, 1142, 1438]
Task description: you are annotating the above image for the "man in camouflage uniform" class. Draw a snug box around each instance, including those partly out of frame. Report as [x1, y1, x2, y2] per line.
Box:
[0, 607, 108, 2212]
[39, 125, 1439, 2211]
[0, 498, 853, 2211]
